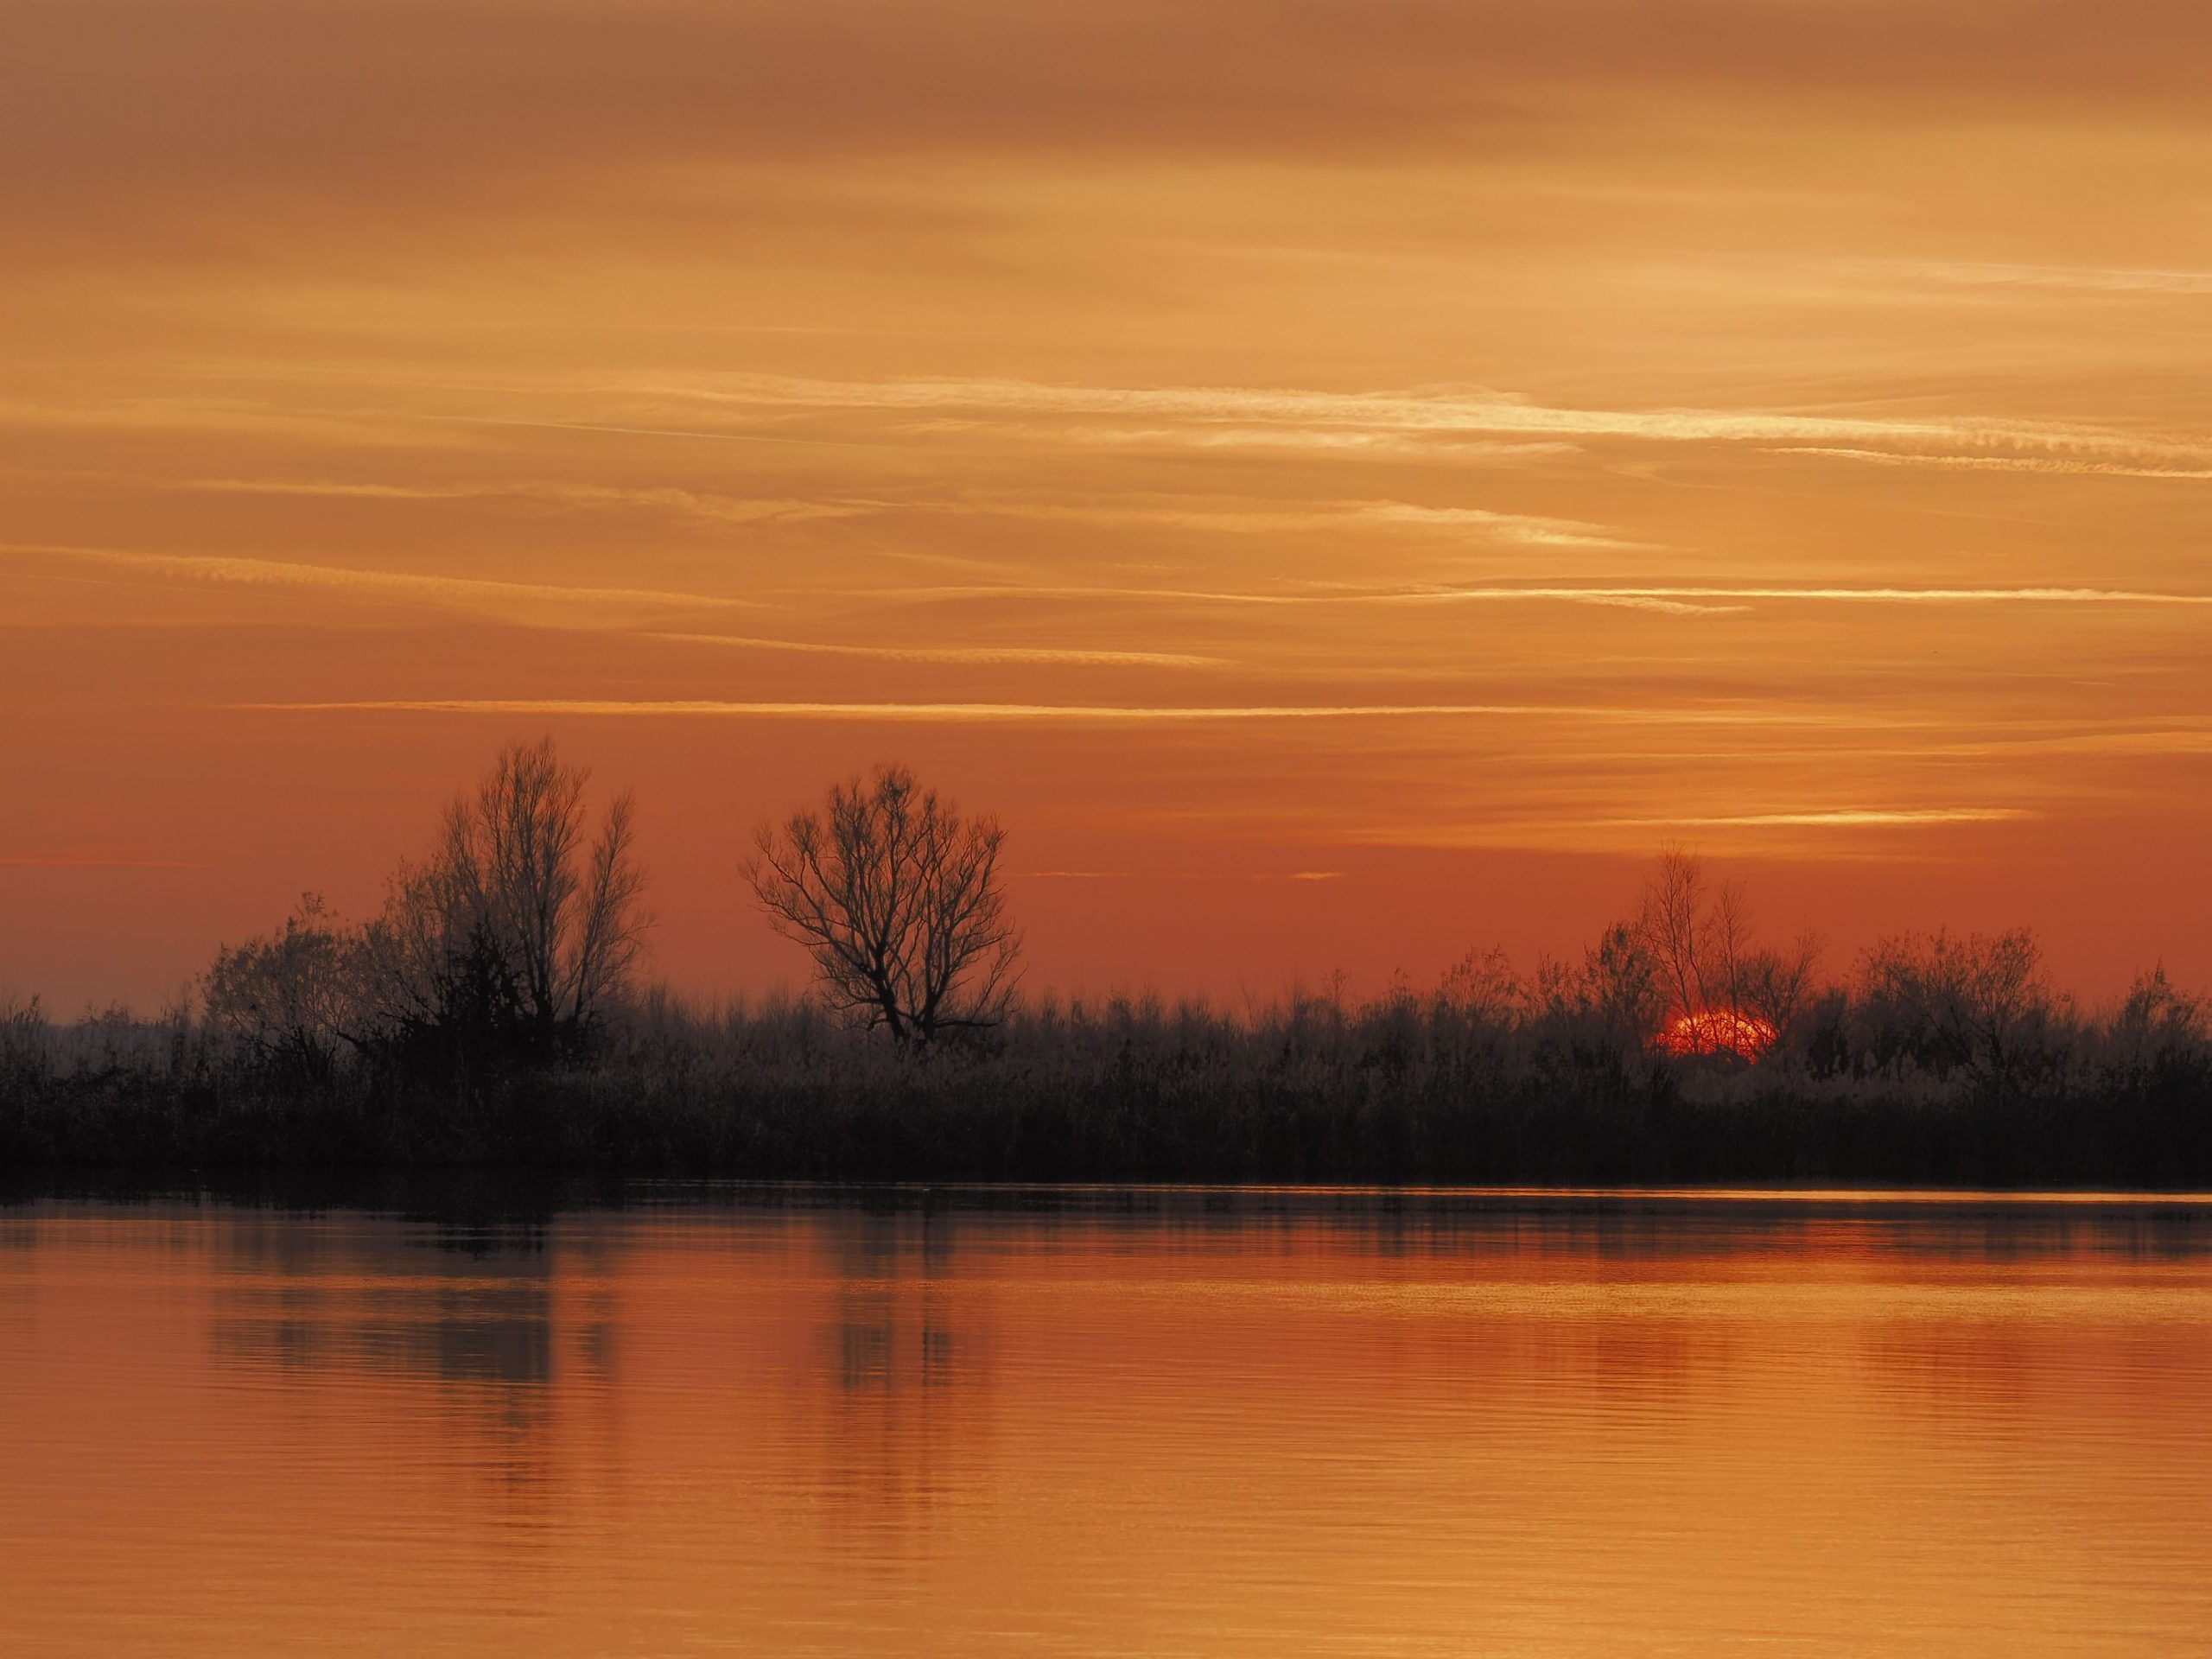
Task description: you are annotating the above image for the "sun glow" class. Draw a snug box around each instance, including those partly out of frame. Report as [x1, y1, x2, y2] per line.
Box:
[1656, 1009, 1780, 1062]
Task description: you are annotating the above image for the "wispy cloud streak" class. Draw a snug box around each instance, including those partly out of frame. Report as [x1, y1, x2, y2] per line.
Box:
[1767, 447, 2212, 480]
[949, 496, 1636, 548]
[657, 373, 2211, 467]
[1415, 585, 2212, 608]
[651, 632, 1225, 668]
[180, 477, 875, 524]
[1834, 257, 2212, 296]
[1602, 808, 2034, 828]
[5, 543, 763, 622]
[243, 697, 1894, 728]
[865, 581, 2212, 613]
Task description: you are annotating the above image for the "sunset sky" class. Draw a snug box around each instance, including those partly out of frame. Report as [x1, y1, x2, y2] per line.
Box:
[5, 0, 2210, 1008]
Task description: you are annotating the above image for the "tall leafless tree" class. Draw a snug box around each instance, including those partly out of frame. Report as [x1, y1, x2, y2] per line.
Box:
[362, 737, 648, 1045]
[1637, 846, 1738, 1027]
[1633, 846, 1820, 1055]
[744, 763, 1020, 1046]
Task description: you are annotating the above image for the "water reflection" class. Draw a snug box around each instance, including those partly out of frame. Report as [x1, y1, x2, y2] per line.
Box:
[805, 1210, 995, 1554]
[216, 1249, 553, 1389]
[197, 1211, 627, 1512]
[823, 1209, 969, 1391]
[1, 1189, 2208, 1658]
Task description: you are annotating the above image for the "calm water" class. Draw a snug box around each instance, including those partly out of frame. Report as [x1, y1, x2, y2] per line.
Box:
[3, 1187, 2210, 1656]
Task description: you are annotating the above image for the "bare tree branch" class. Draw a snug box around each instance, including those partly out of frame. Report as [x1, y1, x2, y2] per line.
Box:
[361, 737, 650, 1048]
[744, 763, 1022, 1046]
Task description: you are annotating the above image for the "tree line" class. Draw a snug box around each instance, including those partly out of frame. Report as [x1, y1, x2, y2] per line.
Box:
[3, 736, 2208, 1185]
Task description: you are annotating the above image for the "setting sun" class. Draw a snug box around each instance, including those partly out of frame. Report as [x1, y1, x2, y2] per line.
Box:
[1656, 1009, 1781, 1061]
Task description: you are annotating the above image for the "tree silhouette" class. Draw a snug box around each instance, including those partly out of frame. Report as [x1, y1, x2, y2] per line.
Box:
[1635, 847, 1819, 1058]
[745, 763, 1020, 1046]
[363, 737, 647, 1052]
[1857, 928, 2056, 1087]
[205, 894, 364, 1078]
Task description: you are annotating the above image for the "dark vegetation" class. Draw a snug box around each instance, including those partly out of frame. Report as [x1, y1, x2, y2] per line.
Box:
[3, 742, 2209, 1187]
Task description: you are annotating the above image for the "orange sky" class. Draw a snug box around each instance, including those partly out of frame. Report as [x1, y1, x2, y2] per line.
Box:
[4, 0, 2210, 1009]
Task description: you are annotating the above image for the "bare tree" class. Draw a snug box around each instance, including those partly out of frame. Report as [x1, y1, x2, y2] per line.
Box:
[1738, 931, 1826, 1045]
[360, 738, 649, 1046]
[0, 987, 49, 1091]
[1637, 846, 1758, 1041]
[744, 763, 1021, 1046]
[1858, 928, 2056, 1086]
[1438, 945, 1526, 1027]
[2106, 966, 2208, 1086]
[205, 893, 367, 1077]
[1580, 922, 1668, 1058]
[1635, 847, 1810, 1058]
[570, 791, 648, 1022]
[1637, 846, 1719, 1027]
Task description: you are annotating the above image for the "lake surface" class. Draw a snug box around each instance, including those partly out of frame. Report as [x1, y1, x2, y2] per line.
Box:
[3, 1186, 2210, 1656]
